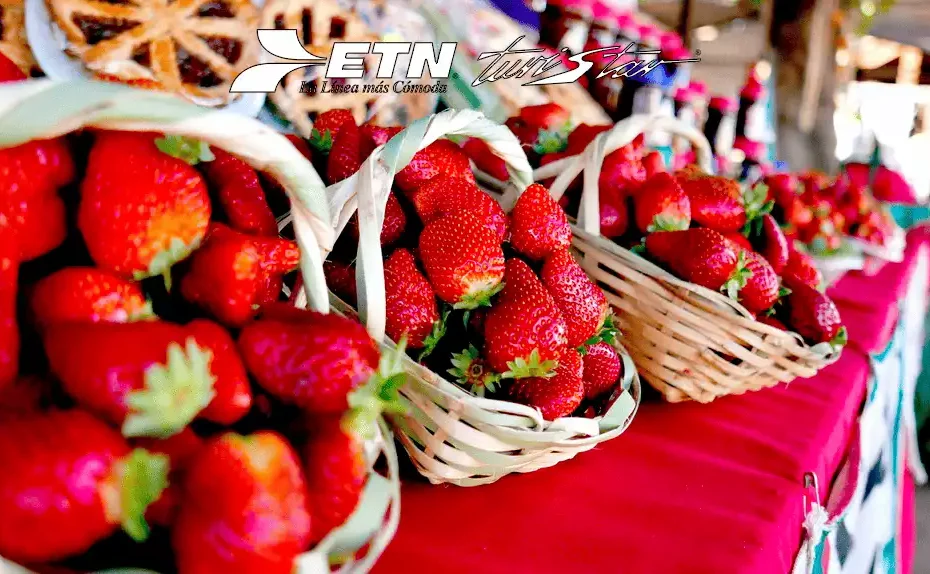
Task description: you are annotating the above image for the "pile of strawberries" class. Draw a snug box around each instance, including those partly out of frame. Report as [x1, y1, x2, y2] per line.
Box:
[0, 63, 401, 573]
[485, 103, 846, 348]
[314, 109, 626, 422]
[761, 170, 899, 255]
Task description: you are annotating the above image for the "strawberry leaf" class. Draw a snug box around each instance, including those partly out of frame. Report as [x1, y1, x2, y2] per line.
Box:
[447, 345, 500, 396]
[345, 339, 409, 439]
[533, 128, 568, 155]
[310, 129, 334, 154]
[117, 448, 170, 542]
[721, 251, 753, 301]
[419, 309, 450, 361]
[629, 243, 646, 255]
[453, 281, 505, 310]
[503, 349, 558, 379]
[155, 135, 214, 165]
[830, 326, 848, 348]
[648, 215, 689, 232]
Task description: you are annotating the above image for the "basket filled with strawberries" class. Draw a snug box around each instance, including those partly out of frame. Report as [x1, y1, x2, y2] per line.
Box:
[0, 79, 401, 574]
[315, 108, 641, 487]
[530, 113, 845, 403]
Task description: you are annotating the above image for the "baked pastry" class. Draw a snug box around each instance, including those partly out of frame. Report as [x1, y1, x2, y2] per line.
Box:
[0, 0, 38, 74]
[261, 0, 379, 137]
[45, 0, 259, 105]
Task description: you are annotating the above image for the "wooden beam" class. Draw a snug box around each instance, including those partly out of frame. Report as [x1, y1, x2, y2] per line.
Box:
[798, 0, 839, 133]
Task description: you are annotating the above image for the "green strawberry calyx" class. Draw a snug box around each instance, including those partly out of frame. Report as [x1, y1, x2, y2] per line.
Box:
[122, 338, 217, 439]
[830, 326, 848, 348]
[419, 309, 450, 361]
[135, 235, 204, 292]
[112, 448, 170, 542]
[721, 251, 753, 301]
[448, 345, 501, 397]
[310, 129, 334, 154]
[346, 339, 409, 439]
[503, 349, 558, 379]
[581, 314, 619, 352]
[742, 183, 774, 235]
[130, 299, 157, 322]
[533, 127, 569, 155]
[453, 280, 505, 311]
[647, 214, 689, 233]
[155, 135, 214, 165]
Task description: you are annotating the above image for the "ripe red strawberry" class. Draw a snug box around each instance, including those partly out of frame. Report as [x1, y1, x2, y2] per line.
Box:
[510, 183, 572, 260]
[237, 305, 380, 413]
[348, 191, 408, 246]
[327, 119, 362, 184]
[384, 248, 440, 350]
[753, 214, 789, 273]
[642, 151, 666, 178]
[679, 176, 746, 232]
[311, 109, 356, 152]
[581, 341, 621, 399]
[324, 260, 359, 306]
[185, 319, 253, 425]
[419, 211, 505, 309]
[674, 164, 707, 181]
[784, 284, 846, 346]
[30, 267, 154, 327]
[645, 228, 750, 295]
[44, 320, 236, 437]
[0, 233, 18, 392]
[0, 376, 55, 419]
[134, 428, 205, 527]
[394, 139, 474, 194]
[79, 132, 211, 283]
[0, 410, 168, 563]
[2, 192, 67, 261]
[0, 52, 26, 81]
[566, 123, 611, 155]
[173, 431, 311, 574]
[181, 224, 300, 326]
[483, 259, 568, 376]
[508, 348, 584, 420]
[303, 416, 367, 544]
[599, 190, 630, 238]
[462, 137, 509, 181]
[781, 247, 823, 291]
[599, 145, 646, 200]
[412, 176, 509, 242]
[285, 134, 314, 162]
[757, 315, 787, 331]
[723, 232, 753, 252]
[763, 173, 800, 209]
[634, 172, 691, 232]
[203, 148, 278, 237]
[738, 250, 780, 313]
[519, 103, 570, 132]
[360, 124, 402, 161]
[540, 249, 608, 348]
[448, 344, 501, 396]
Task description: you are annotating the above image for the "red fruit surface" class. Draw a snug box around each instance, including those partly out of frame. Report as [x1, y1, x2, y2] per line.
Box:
[394, 140, 474, 194]
[757, 315, 787, 331]
[519, 103, 570, 132]
[349, 191, 407, 246]
[641, 151, 666, 178]
[462, 137, 509, 181]
[645, 228, 743, 292]
[30, 267, 153, 327]
[327, 119, 362, 184]
[753, 214, 790, 273]
[135, 428, 205, 527]
[360, 124, 402, 160]
[0, 52, 26, 81]
[0, 376, 52, 418]
[419, 211, 505, 309]
[723, 232, 753, 252]
[582, 341, 622, 399]
[679, 176, 746, 232]
[186, 319, 253, 425]
[599, 145, 646, 200]
[540, 249, 608, 348]
[781, 247, 823, 291]
[313, 109, 355, 142]
[566, 123, 611, 155]
[0, 233, 18, 392]
[384, 249, 440, 348]
[510, 183, 572, 260]
[599, 190, 629, 238]
[509, 348, 585, 420]
[324, 261, 358, 306]
[785, 284, 844, 345]
[634, 172, 691, 232]
[3, 192, 67, 261]
[203, 148, 278, 237]
[412, 176, 508, 242]
[739, 250, 780, 313]
[238, 308, 380, 413]
[173, 431, 311, 574]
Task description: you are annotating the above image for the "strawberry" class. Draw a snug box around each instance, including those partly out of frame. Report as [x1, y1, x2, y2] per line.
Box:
[2, 192, 67, 261]
[180, 224, 300, 326]
[384, 248, 441, 350]
[581, 341, 621, 399]
[285, 134, 314, 162]
[348, 191, 408, 246]
[324, 261, 358, 306]
[752, 214, 789, 273]
[738, 250, 780, 313]
[674, 164, 707, 181]
[44, 320, 236, 437]
[0, 232, 17, 392]
[510, 183, 572, 260]
[763, 173, 800, 209]
[599, 190, 630, 238]
[781, 247, 823, 291]
[540, 249, 608, 348]
[203, 148, 278, 237]
[723, 232, 753, 252]
[757, 315, 787, 331]
[679, 176, 746, 232]
[599, 145, 646, 200]
[462, 137, 509, 181]
[508, 347, 584, 420]
[173, 431, 311, 574]
[303, 416, 367, 544]
[645, 228, 750, 296]
[30, 267, 154, 327]
[310, 109, 356, 152]
[0, 410, 168, 563]
[79, 132, 211, 283]
[237, 305, 380, 413]
[134, 428, 205, 527]
[519, 103, 571, 132]
[483, 259, 568, 376]
[360, 124, 402, 161]
[412, 176, 509, 242]
[327, 119, 362, 184]
[448, 344, 501, 396]
[566, 123, 611, 155]
[0, 52, 26, 81]
[633, 172, 690, 232]
[642, 150, 666, 178]
[394, 139, 474, 195]
[784, 283, 846, 346]
[419, 211, 505, 309]
[0, 376, 55, 419]
[185, 319, 253, 425]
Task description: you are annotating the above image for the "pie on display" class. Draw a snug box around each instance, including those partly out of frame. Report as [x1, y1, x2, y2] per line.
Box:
[44, 0, 260, 105]
[261, 0, 380, 137]
[0, 0, 38, 74]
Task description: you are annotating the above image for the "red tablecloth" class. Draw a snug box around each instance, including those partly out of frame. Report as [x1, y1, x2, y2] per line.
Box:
[375, 231, 930, 574]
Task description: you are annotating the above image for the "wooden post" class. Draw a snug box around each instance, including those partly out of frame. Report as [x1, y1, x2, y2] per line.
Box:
[678, 0, 694, 49]
[798, 0, 839, 133]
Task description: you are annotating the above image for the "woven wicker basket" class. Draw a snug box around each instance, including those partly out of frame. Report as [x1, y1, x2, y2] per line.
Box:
[323, 108, 641, 487]
[0, 79, 399, 574]
[533, 114, 843, 403]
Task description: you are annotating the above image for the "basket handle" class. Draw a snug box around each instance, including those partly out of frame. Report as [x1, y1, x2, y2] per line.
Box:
[328, 108, 534, 341]
[0, 78, 333, 314]
[541, 114, 714, 237]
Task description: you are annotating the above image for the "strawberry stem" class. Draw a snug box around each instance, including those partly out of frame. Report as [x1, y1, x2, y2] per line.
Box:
[419, 309, 450, 361]
[346, 339, 409, 438]
[155, 135, 214, 165]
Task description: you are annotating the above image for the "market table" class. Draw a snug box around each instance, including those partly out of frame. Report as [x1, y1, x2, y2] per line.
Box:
[374, 228, 930, 574]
